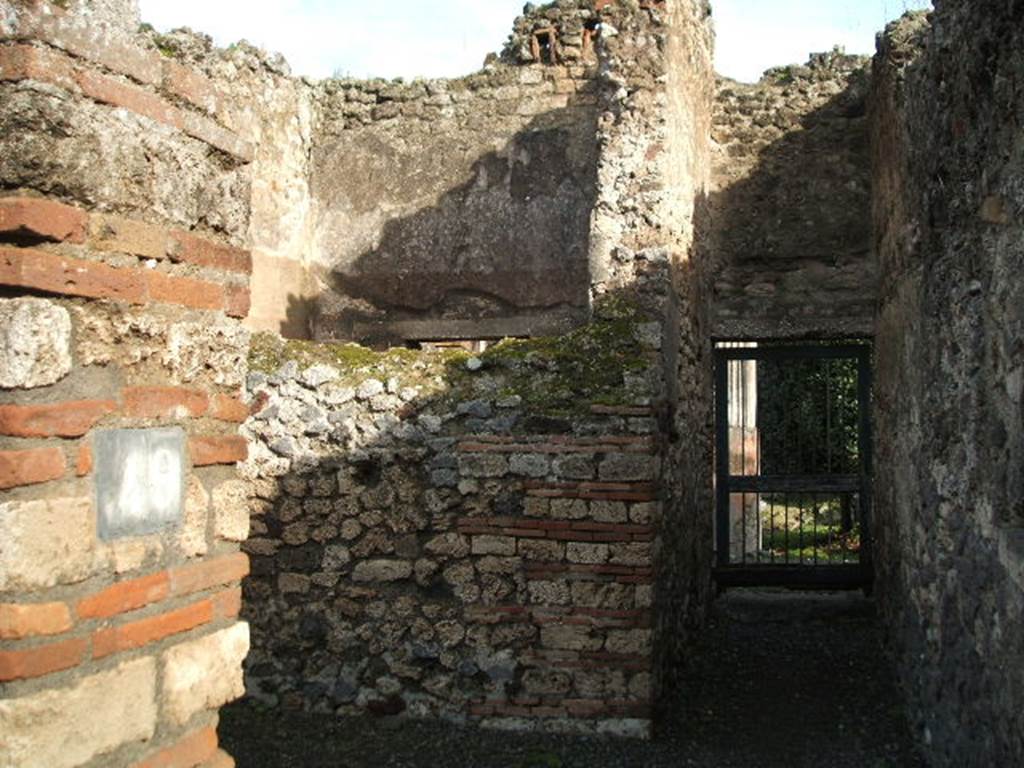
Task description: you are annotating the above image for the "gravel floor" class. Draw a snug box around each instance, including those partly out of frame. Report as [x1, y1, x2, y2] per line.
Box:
[220, 589, 926, 768]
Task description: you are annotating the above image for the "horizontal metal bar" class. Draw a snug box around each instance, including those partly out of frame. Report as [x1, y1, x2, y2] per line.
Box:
[725, 474, 863, 493]
[713, 345, 870, 362]
[713, 565, 872, 589]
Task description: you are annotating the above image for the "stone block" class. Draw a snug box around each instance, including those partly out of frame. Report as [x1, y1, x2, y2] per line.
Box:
[518, 539, 564, 561]
[595, 718, 651, 739]
[552, 454, 596, 480]
[458, 454, 509, 479]
[213, 479, 251, 542]
[166, 320, 250, 388]
[162, 622, 249, 725]
[0, 497, 95, 591]
[598, 453, 657, 482]
[540, 624, 602, 651]
[609, 542, 651, 566]
[509, 453, 550, 478]
[351, 559, 413, 582]
[179, 476, 210, 558]
[522, 668, 573, 695]
[528, 579, 571, 605]
[424, 532, 471, 559]
[0, 297, 71, 389]
[0, 657, 157, 768]
[605, 628, 651, 655]
[567, 542, 610, 564]
[471, 535, 516, 556]
[591, 500, 628, 522]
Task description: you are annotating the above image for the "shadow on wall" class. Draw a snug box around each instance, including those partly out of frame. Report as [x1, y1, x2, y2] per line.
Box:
[236, 184, 716, 733]
[709, 57, 876, 340]
[240, 284, 668, 731]
[279, 292, 316, 340]
[311, 99, 601, 345]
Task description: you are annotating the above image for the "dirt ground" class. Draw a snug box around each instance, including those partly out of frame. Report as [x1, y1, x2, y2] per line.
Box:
[220, 589, 926, 768]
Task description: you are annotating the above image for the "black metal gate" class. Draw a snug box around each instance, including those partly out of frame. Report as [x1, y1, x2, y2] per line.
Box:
[713, 343, 873, 589]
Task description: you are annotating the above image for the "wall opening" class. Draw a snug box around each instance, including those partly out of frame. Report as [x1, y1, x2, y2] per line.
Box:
[531, 28, 558, 65]
[712, 340, 873, 590]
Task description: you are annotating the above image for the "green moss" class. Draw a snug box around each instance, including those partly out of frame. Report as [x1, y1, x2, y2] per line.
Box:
[452, 295, 656, 416]
[149, 33, 180, 59]
[249, 296, 656, 418]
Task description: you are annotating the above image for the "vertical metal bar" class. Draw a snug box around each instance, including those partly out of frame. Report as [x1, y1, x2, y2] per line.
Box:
[715, 350, 731, 568]
[826, 360, 832, 474]
[798, 492, 805, 565]
[784, 491, 790, 565]
[857, 348, 874, 577]
[813, 493, 819, 566]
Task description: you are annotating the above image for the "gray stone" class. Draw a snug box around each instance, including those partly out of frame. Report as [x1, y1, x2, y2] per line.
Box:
[458, 454, 508, 478]
[356, 379, 385, 400]
[456, 400, 493, 419]
[322, 545, 351, 571]
[302, 364, 340, 387]
[553, 454, 596, 480]
[509, 453, 550, 478]
[269, 437, 299, 458]
[598, 453, 656, 482]
[351, 559, 413, 582]
[0, 298, 72, 388]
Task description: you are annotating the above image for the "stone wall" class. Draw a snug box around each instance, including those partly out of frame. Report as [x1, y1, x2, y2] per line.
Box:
[132, 26, 318, 340]
[236, 0, 717, 738]
[311, 63, 599, 344]
[871, 5, 1024, 766]
[710, 49, 875, 338]
[0, 2, 253, 765]
[581, 0, 716, 707]
[241, 300, 663, 738]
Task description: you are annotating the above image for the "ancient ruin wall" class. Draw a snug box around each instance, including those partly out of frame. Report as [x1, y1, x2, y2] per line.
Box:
[310, 0, 606, 345]
[242, 303, 663, 737]
[237, 0, 717, 738]
[872, 7, 1024, 766]
[129, 27, 319, 340]
[0, 2, 254, 765]
[711, 50, 875, 339]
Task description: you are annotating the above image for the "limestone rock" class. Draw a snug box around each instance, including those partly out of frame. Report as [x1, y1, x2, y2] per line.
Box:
[0, 298, 71, 389]
[0, 658, 157, 768]
[162, 623, 250, 725]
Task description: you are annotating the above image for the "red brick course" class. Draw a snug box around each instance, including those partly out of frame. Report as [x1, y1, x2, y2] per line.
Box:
[132, 726, 219, 768]
[91, 599, 214, 659]
[169, 553, 250, 598]
[0, 44, 252, 160]
[0, 246, 146, 303]
[0, 602, 73, 640]
[0, 447, 66, 489]
[0, 246, 250, 315]
[0, 197, 87, 243]
[77, 572, 171, 620]
[190, 435, 248, 466]
[0, 636, 88, 682]
[124, 387, 209, 419]
[0, 400, 116, 438]
[168, 230, 251, 274]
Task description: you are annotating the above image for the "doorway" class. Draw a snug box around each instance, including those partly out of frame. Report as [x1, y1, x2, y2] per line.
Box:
[712, 342, 874, 589]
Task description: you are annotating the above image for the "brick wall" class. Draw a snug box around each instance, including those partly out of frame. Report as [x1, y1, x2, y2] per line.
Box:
[1, 2, 253, 766]
[241, 308, 663, 737]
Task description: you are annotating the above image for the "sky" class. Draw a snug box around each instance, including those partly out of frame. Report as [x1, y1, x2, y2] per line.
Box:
[137, 0, 932, 84]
